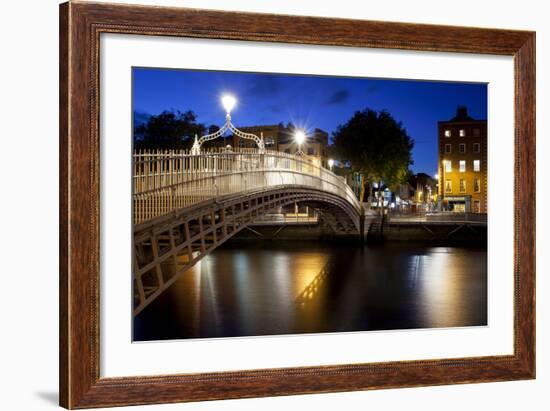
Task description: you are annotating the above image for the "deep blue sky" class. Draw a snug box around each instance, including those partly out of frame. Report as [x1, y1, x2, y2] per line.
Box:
[133, 67, 487, 174]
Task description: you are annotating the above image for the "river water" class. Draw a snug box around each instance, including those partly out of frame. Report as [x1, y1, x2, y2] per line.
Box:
[134, 241, 487, 341]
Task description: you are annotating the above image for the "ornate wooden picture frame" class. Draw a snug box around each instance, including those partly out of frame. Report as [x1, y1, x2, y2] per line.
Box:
[59, 1, 535, 408]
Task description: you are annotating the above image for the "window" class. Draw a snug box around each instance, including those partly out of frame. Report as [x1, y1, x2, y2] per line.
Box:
[474, 200, 481, 213]
[445, 144, 452, 153]
[473, 160, 481, 172]
[459, 129, 466, 137]
[444, 161, 452, 172]
[459, 179, 466, 193]
[284, 148, 291, 154]
[473, 143, 480, 153]
[239, 139, 246, 148]
[474, 178, 481, 193]
[459, 160, 466, 172]
[307, 147, 315, 155]
[473, 128, 481, 137]
[444, 129, 451, 137]
[445, 180, 452, 193]
[265, 137, 275, 147]
[459, 143, 466, 153]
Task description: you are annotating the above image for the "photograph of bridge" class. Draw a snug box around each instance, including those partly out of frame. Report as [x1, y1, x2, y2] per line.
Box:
[131, 68, 488, 341]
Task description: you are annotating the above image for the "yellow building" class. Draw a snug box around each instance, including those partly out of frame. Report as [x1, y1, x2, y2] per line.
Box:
[438, 106, 487, 213]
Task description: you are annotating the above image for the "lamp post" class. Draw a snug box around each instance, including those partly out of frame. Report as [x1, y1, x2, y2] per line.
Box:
[191, 94, 265, 155]
[328, 158, 335, 171]
[294, 130, 306, 156]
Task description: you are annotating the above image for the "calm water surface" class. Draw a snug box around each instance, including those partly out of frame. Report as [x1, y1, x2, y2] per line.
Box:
[134, 242, 487, 341]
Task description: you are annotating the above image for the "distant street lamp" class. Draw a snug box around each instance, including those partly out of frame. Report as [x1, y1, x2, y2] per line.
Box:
[328, 158, 335, 171]
[294, 130, 306, 156]
[191, 94, 265, 155]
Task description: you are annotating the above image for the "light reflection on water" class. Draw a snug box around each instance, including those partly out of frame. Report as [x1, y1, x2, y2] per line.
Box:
[134, 242, 487, 341]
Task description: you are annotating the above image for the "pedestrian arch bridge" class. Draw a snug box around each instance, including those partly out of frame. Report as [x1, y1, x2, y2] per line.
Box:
[133, 148, 365, 315]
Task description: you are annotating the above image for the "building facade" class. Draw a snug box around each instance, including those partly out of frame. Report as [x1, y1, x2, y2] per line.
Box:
[437, 106, 487, 213]
[232, 124, 330, 168]
[278, 128, 329, 168]
[233, 124, 284, 150]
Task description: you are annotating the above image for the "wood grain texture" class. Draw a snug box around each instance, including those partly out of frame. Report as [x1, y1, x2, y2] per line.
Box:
[59, 1, 536, 408]
[59, 2, 69, 407]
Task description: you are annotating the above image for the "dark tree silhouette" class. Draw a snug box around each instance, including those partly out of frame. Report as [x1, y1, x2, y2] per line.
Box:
[332, 109, 414, 204]
[134, 110, 206, 150]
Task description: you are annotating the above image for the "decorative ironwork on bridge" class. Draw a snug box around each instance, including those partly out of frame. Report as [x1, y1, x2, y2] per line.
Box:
[191, 94, 266, 155]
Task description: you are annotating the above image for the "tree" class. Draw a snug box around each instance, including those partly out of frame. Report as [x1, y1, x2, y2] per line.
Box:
[134, 110, 206, 150]
[332, 109, 414, 206]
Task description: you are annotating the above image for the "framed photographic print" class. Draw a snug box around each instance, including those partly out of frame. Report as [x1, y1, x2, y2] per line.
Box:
[59, 1, 535, 408]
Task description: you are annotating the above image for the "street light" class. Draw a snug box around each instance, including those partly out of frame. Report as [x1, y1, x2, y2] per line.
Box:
[328, 158, 335, 171]
[221, 94, 237, 114]
[294, 130, 306, 156]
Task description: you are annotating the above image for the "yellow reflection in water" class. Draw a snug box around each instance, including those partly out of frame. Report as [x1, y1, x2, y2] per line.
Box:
[419, 247, 468, 327]
[292, 254, 328, 299]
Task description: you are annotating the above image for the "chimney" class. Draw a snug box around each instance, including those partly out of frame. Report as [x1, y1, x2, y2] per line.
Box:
[456, 106, 468, 119]
[450, 105, 473, 122]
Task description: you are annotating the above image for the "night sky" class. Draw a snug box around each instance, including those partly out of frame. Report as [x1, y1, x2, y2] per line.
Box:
[133, 67, 487, 174]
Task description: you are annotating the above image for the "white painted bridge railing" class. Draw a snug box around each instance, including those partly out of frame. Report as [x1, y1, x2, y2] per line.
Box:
[133, 148, 361, 225]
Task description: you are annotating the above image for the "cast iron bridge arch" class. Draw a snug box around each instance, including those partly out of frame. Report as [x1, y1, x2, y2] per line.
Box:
[133, 148, 364, 315]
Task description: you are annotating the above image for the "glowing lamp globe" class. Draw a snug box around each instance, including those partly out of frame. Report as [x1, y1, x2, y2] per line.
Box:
[294, 130, 306, 145]
[221, 94, 237, 114]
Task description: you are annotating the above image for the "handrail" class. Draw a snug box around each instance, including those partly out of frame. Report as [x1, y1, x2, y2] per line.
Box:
[133, 148, 360, 224]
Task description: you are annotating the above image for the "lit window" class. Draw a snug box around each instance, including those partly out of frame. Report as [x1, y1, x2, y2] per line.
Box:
[473, 128, 481, 137]
[459, 179, 466, 192]
[473, 143, 480, 153]
[445, 161, 452, 172]
[444, 130, 451, 137]
[445, 144, 451, 153]
[445, 180, 452, 193]
[474, 178, 481, 192]
[460, 129, 466, 137]
[459, 143, 466, 153]
[265, 137, 275, 147]
[459, 160, 466, 172]
[474, 160, 480, 172]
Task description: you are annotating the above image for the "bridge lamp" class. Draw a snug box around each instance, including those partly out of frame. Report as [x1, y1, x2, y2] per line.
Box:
[221, 94, 237, 114]
[328, 158, 335, 170]
[434, 173, 439, 180]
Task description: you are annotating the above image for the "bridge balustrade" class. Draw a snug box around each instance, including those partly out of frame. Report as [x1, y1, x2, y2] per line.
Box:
[133, 148, 360, 225]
